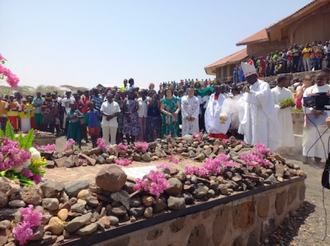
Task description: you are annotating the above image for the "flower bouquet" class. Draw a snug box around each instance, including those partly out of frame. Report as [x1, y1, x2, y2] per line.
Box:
[135, 141, 148, 153]
[0, 122, 47, 186]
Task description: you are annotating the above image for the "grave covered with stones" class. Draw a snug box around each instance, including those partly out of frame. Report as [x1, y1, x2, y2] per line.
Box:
[0, 135, 306, 246]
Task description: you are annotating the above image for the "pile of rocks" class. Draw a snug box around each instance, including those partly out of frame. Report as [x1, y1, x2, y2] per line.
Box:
[0, 138, 306, 245]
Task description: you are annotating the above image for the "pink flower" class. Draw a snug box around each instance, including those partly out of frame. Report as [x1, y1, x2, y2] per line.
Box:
[22, 168, 33, 178]
[166, 134, 172, 140]
[32, 174, 42, 184]
[156, 163, 172, 169]
[133, 170, 169, 197]
[167, 156, 172, 161]
[13, 221, 34, 245]
[117, 143, 128, 151]
[115, 158, 132, 166]
[135, 142, 148, 153]
[13, 204, 43, 245]
[63, 138, 75, 152]
[0, 54, 4, 61]
[222, 139, 228, 145]
[172, 157, 179, 164]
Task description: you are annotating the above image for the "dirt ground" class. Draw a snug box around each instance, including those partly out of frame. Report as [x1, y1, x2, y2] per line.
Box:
[53, 135, 330, 246]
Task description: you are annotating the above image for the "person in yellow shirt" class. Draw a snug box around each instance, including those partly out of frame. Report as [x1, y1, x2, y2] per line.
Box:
[19, 98, 33, 132]
[0, 97, 8, 116]
[5, 95, 21, 131]
[302, 43, 312, 71]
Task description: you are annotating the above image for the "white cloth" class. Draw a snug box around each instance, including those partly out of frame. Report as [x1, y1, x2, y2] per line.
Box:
[137, 98, 148, 118]
[100, 101, 120, 127]
[238, 79, 281, 151]
[302, 84, 330, 158]
[202, 95, 210, 109]
[205, 93, 231, 134]
[181, 96, 200, 136]
[271, 86, 295, 147]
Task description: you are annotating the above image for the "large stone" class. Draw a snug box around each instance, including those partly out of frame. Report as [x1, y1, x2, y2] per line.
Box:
[165, 178, 183, 196]
[95, 165, 127, 192]
[65, 212, 92, 233]
[155, 146, 166, 158]
[71, 203, 85, 213]
[194, 183, 209, 199]
[98, 216, 110, 229]
[86, 196, 99, 207]
[77, 189, 89, 200]
[153, 197, 167, 213]
[187, 224, 206, 246]
[142, 153, 151, 162]
[0, 208, 20, 221]
[111, 190, 130, 210]
[0, 182, 11, 193]
[64, 180, 90, 198]
[146, 228, 163, 241]
[96, 155, 106, 164]
[21, 186, 43, 205]
[257, 196, 270, 218]
[40, 181, 64, 198]
[111, 205, 127, 216]
[132, 153, 141, 161]
[42, 198, 59, 210]
[261, 218, 276, 241]
[231, 201, 255, 229]
[129, 206, 145, 217]
[144, 207, 153, 218]
[48, 217, 64, 235]
[8, 200, 25, 208]
[182, 134, 194, 144]
[212, 206, 230, 245]
[0, 191, 8, 208]
[57, 209, 68, 221]
[167, 196, 185, 210]
[108, 216, 119, 225]
[77, 222, 98, 235]
[275, 190, 287, 215]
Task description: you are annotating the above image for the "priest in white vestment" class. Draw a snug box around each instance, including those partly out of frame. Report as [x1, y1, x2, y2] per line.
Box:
[302, 71, 330, 163]
[181, 87, 200, 136]
[238, 62, 281, 151]
[205, 85, 231, 139]
[271, 76, 295, 153]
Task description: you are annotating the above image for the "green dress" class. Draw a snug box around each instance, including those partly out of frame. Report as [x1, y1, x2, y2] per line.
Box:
[67, 109, 83, 142]
[161, 97, 179, 138]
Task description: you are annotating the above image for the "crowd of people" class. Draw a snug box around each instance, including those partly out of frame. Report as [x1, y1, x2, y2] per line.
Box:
[231, 39, 330, 84]
[1, 65, 330, 165]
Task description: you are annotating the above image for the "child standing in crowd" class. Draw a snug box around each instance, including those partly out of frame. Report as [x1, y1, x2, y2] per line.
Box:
[87, 100, 99, 148]
[19, 98, 32, 133]
[6, 95, 21, 132]
[67, 102, 83, 149]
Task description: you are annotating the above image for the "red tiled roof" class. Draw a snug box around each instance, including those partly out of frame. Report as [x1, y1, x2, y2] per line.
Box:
[236, 29, 269, 46]
[204, 48, 248, 75]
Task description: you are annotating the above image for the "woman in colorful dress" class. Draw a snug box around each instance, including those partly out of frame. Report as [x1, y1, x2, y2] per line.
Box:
[19, 98, 32, 133]
[123, 91, 140, 144]
[115, 91, 124, 144]
[160, 88, 180, 138]
[67, 102, 83, 149]
[145, 90, 162, 142]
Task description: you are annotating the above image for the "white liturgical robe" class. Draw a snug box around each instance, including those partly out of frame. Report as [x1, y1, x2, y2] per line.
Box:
[271, 86, 295, 147]
[238, 79, 281, 151]
[302, 84, 330, 159]
[205, 93, 231, 135]
[181, 96, 200, 136]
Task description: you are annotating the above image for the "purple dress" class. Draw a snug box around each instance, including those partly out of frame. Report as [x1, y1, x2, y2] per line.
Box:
[123, 99, 140, 136]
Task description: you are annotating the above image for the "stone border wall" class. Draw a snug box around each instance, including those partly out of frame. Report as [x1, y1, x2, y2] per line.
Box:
[61, 177, 305, 246]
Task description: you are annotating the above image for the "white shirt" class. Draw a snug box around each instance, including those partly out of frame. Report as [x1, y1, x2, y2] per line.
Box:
[137, 98, 148, 118]
[100, 101, 121, 127]
[61, 97, 75, 114]
[202, 95, 210, 109]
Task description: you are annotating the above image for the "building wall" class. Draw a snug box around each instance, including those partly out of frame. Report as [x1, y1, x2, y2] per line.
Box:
[292, 12, 330, 45]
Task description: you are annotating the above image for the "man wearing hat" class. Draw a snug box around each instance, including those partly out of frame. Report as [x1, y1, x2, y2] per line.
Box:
[238, 62, 281, 151]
